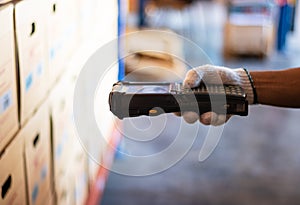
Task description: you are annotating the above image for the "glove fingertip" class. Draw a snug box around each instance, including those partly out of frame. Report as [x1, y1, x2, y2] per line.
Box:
[183, 69, 202, 88]
[183, 112, 199, 124]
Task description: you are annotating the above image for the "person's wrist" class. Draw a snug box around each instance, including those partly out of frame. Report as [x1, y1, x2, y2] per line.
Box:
[235, 68, 255, 104]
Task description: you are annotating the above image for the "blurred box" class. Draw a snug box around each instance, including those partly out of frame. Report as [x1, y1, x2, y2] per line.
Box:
[92, 0, 118, 44]
[124, 29, 186, 81]
[46, 194, 55, 205]
[55, 172, 75, 205]
[59, 0, 80, 60]
[0, 0, 12, 5]
[17, 101, 53, 205]
[54, 154, 75, 205]
[65, 41, 118, 187]
[46, 0, 81, 87]
[125, 54, 187, 81]
[49, 65, 89, 205]
[223, 16, 274, 56]
[46, 0, 67, 87]
[51, 111, 88, 205]
[72, 140, 89, 205]
[0, 133, 26, 205]
[0, 4, 19, 151]
[128, 0, 138, 13]
[49, 71, 76, 195]
[78, 0, 94, 41]
[15, 0, 49, 125]
[49, 73, 73, 170]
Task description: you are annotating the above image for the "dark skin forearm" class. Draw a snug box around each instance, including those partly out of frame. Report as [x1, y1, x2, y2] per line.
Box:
[250, 68, 300, 108]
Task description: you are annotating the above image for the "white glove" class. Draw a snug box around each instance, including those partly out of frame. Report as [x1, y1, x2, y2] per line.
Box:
[181, 64, 255, 125]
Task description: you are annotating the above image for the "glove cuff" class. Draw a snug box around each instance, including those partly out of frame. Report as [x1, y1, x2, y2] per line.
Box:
[235, 68, 256, 104]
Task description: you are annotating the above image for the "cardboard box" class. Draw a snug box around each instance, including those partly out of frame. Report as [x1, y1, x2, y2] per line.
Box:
[223, 20, 274, 56]
[49, 72, 76, 189]
[0, 0, 12, 5]
[55, 172, 75, 205]
[59, 0, 80, 60]
[92, 0, 118, 43]
[0, 4, 19, 151]
[54, 146, 76, 205]
[125, 54, 187, 82]
[90, 64, 118, 186]
[46, 0, 67, 87]
[124, 29, 187, 81]
[46, 0, 81, 87]
[46, 193, 55, 205]
[78, 0, 94, 41]
[15, 0, 49, 125]
[49, 67, 89, 205]
[0, 134, 26, 205]
[17, 101, 53, 205]
[72, 140, 89, 205]
[62, 41, 116, 186]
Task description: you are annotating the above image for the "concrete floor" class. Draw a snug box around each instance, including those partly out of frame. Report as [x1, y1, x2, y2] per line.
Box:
[102, 2, 300, 205]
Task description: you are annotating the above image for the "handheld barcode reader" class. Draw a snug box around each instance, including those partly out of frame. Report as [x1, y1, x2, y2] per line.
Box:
[109, 81, 248, 119]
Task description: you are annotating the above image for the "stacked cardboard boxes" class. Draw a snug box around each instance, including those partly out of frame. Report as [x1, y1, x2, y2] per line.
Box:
[0, 4, 18, 151]
[17, 101, 53, 205]
[49, 63, 89, 205]
[223, 1, 275, 57]
[15, 0, 49, 125]
[0, 0, 119, 204]
[0, 132, 26, 205]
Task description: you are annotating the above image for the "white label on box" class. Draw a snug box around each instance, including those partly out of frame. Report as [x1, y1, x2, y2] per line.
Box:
[0, 90, 12, 114]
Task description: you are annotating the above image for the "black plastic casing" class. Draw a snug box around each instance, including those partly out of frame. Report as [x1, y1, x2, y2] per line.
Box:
[109, 81, 248, 119]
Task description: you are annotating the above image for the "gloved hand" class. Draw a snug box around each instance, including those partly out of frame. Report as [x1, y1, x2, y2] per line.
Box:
[180, 64, 255, 126]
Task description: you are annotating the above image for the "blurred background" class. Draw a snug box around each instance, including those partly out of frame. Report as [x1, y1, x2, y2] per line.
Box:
[102, 0, 300, 205]
[0, 0, 299, 205]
